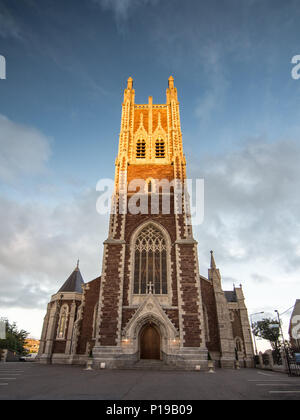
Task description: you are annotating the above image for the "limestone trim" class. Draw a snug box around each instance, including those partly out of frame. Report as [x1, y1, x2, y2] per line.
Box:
[203, 304, 210, 343]
[116, 243, 126, 346]
[122, 293, 179, 355]
[92, 302, 99, 339]
[96, 243, 109, 345]
[50, 292, 83, 303]
[175, 243, 184, 347]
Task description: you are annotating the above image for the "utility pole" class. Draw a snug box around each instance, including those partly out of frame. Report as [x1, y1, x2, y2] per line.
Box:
[275, 309, 290, 374]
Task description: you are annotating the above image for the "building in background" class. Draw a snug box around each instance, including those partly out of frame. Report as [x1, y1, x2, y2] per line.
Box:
[37, 77, 254, 369]
[24, 338, 40, 354]
[289, 299, 300, 350]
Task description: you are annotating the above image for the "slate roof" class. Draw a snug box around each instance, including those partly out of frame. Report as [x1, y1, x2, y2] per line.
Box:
[57, 266, 84, 293]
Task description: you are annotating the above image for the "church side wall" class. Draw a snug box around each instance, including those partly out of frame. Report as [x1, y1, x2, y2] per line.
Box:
[76, 277, 101, 354]
[200, 278, 221, 354]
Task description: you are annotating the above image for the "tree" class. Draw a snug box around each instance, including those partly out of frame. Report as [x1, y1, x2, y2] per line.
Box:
[0, 321, 29, 355]
[252, 317, 281, 351]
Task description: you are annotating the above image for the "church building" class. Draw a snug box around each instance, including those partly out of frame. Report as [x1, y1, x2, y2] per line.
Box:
[38, 77, 254, 369]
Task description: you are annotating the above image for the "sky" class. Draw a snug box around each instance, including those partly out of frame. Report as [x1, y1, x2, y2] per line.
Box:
[0, 0, 300, 351]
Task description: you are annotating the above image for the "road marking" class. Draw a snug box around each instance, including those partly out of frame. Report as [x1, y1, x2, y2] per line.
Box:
[256, 383, 294, 386]
[0, 373, 22, 375]
[257, 371, 280, 377]
[269, 391, 300, 394]
[248, 379, 290, 382]
[0, 372, 21, 374]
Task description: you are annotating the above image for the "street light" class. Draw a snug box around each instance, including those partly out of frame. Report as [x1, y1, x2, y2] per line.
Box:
[250, 312, 264, 355]
[274, 310, 287, 350]
[274, 309, 290, 372]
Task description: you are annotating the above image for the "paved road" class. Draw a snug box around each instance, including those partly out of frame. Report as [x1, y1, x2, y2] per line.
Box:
[0, 362, 300, 400]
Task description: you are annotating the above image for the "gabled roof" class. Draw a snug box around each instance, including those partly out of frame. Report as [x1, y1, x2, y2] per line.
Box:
[57, 264, 84, 294]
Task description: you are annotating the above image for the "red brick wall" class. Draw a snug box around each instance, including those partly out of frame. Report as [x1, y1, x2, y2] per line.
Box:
[77, 277, 101, 354]
[121, 308, 137, 330]
[178, 244, 202, 347]
[200, 278, 221, 353]
[127, 164, 175, 184]
[53, 340, 66, 353]
[164, 309, 179, 330]
[98, 244, 123, 346]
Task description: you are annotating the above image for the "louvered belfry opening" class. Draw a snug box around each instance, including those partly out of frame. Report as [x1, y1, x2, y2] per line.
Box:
[133, 224, 167, 295]
[136, 139, 146, 158]
[155, 139, 165, 158]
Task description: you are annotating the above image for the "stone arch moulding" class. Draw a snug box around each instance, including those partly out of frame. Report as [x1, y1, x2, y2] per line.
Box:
[127, 220, 173, 306]
[122, 294, 179, 343]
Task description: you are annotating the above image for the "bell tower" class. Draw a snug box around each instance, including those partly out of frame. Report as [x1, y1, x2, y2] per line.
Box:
[93, 77, 208, 369]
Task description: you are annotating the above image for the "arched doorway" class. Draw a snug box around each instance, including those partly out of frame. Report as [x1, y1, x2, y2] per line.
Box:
[140, 324, 161, 360]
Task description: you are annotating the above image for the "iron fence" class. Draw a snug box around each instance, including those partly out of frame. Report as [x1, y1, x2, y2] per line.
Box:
[286, 347, 300, 377]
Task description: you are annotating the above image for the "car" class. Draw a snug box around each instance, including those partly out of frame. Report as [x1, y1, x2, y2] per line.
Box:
[20, 353, 37, 362]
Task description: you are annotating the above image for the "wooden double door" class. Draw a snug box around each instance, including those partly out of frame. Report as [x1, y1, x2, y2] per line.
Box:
[140, 325, 161, 360]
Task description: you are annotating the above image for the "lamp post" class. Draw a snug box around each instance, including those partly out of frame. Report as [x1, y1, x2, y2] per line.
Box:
[250, 312, 264, 355]
[274, 310, 285, 344]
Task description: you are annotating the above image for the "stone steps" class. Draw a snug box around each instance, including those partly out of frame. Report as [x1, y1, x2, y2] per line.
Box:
[121, 360, 187, 371]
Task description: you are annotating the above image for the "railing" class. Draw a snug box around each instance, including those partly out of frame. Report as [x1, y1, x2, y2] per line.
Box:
[286, 348, 300, 377]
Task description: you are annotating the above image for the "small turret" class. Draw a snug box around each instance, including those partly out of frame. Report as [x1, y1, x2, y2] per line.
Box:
[127, 76, 133, 90]
[57, 261, 84, 294]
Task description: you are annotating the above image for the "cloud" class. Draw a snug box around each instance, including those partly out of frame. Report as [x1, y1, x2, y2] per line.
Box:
[94, 0, 159, 22]
[0, 190, 109, 311]
[191, 138, 300, 269]
[0, 5, 21, 39]
[0, 114, 51, 182]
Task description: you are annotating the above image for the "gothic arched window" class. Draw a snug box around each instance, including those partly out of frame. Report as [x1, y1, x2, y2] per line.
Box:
[57, 304, 68, 339]
[155, 138, 165, 158]
[235, 337, 242, 352]
[136, 139, 146, 158]
[203, 304, 210, 342]
[133, 224, 167, 295]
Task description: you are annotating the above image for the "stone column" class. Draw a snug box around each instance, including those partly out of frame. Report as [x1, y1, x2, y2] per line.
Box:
[39, 301, 60, 364]
[235, 286, 255, 367]
[37, 303, 51, 357]
[209, 258, 235, 368]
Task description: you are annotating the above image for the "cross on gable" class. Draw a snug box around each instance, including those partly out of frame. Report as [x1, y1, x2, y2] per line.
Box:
[147, 281, 153, 294]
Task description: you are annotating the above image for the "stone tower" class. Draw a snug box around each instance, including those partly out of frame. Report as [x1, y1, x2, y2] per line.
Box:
[92, 76, 208, 368]
[37, 77, 254, 369]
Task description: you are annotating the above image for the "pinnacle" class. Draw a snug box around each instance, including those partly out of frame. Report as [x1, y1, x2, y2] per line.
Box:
[210, 250, 217, 269]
